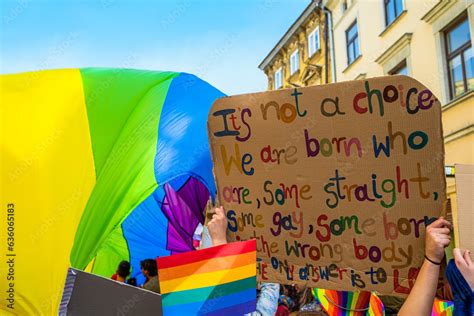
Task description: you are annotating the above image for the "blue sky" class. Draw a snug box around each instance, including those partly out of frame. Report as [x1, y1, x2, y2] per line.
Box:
[1, 0, 310, 95]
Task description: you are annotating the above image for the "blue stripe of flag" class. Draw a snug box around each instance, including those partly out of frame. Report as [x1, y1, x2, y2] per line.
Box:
[162, 288, 256, 315]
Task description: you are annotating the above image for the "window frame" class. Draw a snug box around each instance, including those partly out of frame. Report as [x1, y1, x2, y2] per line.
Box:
[384, 0, 403, 27]
[389, 59, 408, 75]
[290, 49, 300, 75]
[346, 20, 360, 65]
[274, 67, 283, 89]
[443, 12, 472, 99]
[308, 27, 320, 57]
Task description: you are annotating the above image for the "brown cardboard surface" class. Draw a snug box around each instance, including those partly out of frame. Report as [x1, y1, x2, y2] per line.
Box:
[454, 164, 474, 261]
[207, 76, 446, 295]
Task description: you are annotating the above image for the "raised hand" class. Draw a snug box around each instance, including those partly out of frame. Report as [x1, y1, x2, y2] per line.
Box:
[425, 217, 451, 264]
[208, 206, 228, 246]
[453, 248, 474, 290]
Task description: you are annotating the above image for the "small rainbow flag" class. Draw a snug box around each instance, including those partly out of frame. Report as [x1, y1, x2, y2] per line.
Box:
[157, 239, 257, 315]
[431, 298, 453, 316]
[313, 288, 385, 316]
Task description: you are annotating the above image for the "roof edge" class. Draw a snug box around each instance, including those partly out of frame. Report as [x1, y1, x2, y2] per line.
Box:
[258, 0, 321, 71]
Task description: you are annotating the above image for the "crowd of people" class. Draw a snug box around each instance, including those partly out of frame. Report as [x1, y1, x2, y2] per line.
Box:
[110, 259, 159, 293]
[110, 207, 474, 315]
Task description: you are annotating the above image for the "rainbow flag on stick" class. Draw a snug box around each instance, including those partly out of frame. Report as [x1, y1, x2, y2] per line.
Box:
[313, 288, 385, 316]
[431, 298, 453, 316]
[157, 239, 257, 315]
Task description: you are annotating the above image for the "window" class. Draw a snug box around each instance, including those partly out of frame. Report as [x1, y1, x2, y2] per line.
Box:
[290, 49, 299, 75]
[342, 0, 348, 13]
[308, 27, 320, 57]
[346, 20, 360, 65]
[389, 60, 408, 75]
[274, 67, 282, 89]
[444, 13, 473, 99]
[384, 0, 404, 26]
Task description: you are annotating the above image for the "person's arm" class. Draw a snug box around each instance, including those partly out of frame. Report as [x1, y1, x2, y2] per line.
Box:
[252, 283, 280, 316]
[399, 217, 451, 316]
[446, 248, 474, 314]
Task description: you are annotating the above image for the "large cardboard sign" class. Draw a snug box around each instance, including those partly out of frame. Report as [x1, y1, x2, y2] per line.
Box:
[207, 76, 446, 295]
[454, 164, 474, 261]
[61, 268, 162, 316]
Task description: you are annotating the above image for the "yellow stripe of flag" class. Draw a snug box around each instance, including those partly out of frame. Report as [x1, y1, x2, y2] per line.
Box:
[0, 69, 96, 315]
[160, 263, 256, 294]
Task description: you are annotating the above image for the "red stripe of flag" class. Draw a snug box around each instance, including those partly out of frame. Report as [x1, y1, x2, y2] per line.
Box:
[157, 239, 256, 269]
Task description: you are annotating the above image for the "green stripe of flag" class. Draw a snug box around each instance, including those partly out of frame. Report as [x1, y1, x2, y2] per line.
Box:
[70, 68, 179, 274]
[162, 276, 256, 307]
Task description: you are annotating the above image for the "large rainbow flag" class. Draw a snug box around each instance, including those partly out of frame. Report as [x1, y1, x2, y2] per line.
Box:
[0, 68, 224, 315]
[157, 239, 257, 315]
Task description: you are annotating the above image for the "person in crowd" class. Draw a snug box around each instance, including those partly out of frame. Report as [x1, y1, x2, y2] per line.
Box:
[110, 260, 131, 283]
[446, 248, 474, 315]
[205, 206, 280, 316]
[140, 258, 160, 293]
[399, 217, 451, 315]
[398, 217, 474, 315]
[288, 284, 302, 312]
[126, 277, 137, 286]
[275, 294, 292, 316]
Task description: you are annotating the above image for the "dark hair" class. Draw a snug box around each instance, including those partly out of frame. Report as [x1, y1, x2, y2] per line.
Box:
[286, 285, 300, 312]
[140, 259, 157, 277]
[117, 260, 131, 278]
[127, 278, 137, 286]
[299, 287, 314, 307]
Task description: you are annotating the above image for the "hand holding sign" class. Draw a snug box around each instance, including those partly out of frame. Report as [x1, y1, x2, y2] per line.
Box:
[425, 217, 451, 264]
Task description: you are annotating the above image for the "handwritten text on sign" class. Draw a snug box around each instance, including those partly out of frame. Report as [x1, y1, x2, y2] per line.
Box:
[207, 76, 446, 295]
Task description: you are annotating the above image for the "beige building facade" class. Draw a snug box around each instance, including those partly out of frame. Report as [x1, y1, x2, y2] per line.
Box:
[322, 0, 473, 200]
[259, 0, 473, 210]
[259, 1, 333, 89]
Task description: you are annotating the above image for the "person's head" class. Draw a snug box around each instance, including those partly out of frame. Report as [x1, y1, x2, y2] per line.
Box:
[278, 295, 292, 309]
[280, 284, 290, 296]
[117, 260, 131, 278]
[140, 259, 157, 279]
[127, 277, 137, 286]
[286, 285, 300, 311]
